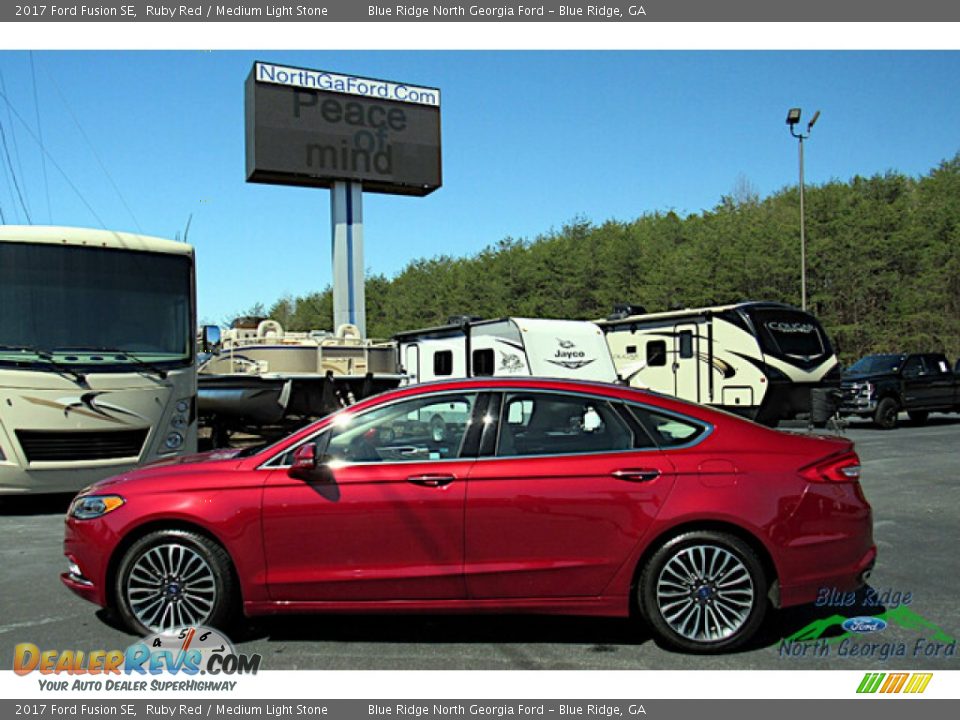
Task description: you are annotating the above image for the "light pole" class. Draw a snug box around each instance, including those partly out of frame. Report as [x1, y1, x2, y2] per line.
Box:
[786, 107, 820, 311]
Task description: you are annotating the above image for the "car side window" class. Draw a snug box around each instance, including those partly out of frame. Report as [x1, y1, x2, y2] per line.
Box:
[496, 392, 634, 457]
[926, 355, 950, 374]
[325, 393, 478, 463]
[902, 356, 922, 376]
[270, 393, 478, 466]
[627, 405, 707, 448]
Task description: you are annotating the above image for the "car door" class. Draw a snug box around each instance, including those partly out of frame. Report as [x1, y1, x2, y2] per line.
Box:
[900, 355, 928, 407]
[463, 390, 678, 599]
[260, 391, 482, 602]
[673, 323, 701, 402]
[923, 354, 955, 409]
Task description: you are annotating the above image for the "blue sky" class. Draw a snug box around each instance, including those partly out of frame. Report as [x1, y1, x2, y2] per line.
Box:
[0, 50, 958, 325]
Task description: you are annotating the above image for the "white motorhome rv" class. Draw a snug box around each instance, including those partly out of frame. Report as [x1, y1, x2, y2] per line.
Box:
[0, 226, 197, 494]
[395, 317, 620, 385]
[597, 302, 841, 425]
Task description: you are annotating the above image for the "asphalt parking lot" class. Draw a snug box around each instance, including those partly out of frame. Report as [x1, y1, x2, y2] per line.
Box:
[2, 415, 958, 670]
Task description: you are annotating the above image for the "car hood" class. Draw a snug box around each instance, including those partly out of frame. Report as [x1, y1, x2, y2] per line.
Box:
[842, 371, 896, 384]
[140, 447, 247, 468]
[85, 448, 251, 495]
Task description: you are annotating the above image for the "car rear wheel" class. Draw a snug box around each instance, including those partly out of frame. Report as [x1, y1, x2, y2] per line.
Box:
[114, 529, 238, 636]
[873, 397, 899, 429]
[639, 531, 768, 653]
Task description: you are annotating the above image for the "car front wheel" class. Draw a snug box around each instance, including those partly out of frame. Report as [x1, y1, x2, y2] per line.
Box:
[639, 531, 768, 653]
[874, 397, 900, 429]
[114, 529, 238, 636]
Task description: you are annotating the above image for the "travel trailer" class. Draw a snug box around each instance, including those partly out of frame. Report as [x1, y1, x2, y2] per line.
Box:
[597, 302, 841, 425]
[0, 226, 197, 494]
[395, 317, 620, 385]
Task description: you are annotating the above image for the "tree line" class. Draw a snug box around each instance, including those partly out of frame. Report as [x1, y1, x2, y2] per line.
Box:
[256, 154, 960, 364]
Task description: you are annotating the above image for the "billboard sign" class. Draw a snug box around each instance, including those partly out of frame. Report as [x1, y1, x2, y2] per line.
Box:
[245, 62, 442, 196]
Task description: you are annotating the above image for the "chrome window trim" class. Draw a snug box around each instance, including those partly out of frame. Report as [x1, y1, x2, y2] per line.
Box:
[474, 446, 661, 463]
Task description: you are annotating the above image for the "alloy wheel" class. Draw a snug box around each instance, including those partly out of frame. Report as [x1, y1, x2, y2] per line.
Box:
[125, 542, 218, 632]
[655, 544, 755, 643]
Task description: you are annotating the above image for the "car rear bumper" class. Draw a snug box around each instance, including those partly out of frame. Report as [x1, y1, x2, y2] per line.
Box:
[778, 545, 877, 607]
[772, 480, 876, 608]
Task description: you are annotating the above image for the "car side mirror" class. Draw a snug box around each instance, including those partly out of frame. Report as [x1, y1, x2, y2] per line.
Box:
[288, 444, 317, 479]
[287, 434, 333, 481]
[201, 325, 222, 353]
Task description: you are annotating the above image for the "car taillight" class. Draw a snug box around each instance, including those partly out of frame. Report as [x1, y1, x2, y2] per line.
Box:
[800, 451, 862, 483]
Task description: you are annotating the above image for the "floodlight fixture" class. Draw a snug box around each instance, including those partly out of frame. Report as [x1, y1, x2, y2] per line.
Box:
[784, 107, 821, 311]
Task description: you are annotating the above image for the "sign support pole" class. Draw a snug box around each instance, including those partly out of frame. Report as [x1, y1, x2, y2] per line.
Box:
[330, 180, 366, 338]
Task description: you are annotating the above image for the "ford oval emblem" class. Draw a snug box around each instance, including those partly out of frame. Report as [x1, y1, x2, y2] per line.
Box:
[842, 616, 888, 634]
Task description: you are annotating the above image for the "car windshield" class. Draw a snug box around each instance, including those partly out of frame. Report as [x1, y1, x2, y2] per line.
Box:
[0, 242, 192, 369]
[847, 355, 904, 374]
[746, 308, 830, 359]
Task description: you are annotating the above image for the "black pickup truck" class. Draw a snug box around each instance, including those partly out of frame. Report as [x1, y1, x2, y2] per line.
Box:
[840, 353, 960, 429]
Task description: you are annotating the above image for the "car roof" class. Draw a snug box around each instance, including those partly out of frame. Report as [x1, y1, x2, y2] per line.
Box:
[344, 376, 720, 422]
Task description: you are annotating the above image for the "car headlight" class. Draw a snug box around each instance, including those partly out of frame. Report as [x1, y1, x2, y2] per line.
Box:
[69, 495, 125, 520]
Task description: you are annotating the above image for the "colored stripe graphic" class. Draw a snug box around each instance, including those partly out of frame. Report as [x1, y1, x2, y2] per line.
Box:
[857, 672, 932, 694]
[880, 673, 909, 693]
[903, 673, 933, 694]
[857, 673, 885, 693]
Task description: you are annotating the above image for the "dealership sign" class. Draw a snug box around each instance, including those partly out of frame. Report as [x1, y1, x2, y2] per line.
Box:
[245, 61, 442, 196]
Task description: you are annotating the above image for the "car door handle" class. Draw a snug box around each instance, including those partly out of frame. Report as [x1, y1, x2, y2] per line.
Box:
[407, 474, 456, 487]
[611, 468, 661, 482]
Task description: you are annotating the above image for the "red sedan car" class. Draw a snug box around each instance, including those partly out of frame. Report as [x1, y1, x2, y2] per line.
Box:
[63, 378, 875, 653]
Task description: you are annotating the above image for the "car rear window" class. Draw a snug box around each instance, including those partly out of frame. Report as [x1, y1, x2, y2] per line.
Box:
[627, 405, 708, 448]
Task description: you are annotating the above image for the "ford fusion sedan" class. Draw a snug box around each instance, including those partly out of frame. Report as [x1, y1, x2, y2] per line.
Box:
[62, 378, 875, 653]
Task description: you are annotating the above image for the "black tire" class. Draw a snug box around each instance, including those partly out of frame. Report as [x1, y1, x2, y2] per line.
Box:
[907, 410, 929, 425]
[873, 397, 900, 430]
[114, 529, 238, 636]
[639, 530, 768, 653]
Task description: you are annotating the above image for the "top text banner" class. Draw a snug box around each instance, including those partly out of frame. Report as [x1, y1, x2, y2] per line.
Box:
[3, 1, 960, 22]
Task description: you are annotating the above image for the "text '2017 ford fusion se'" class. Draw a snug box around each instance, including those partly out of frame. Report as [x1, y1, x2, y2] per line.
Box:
[63, 378, 875, 653]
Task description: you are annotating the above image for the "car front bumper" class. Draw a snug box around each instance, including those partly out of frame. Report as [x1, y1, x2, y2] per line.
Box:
[60, 513, 121, 609]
